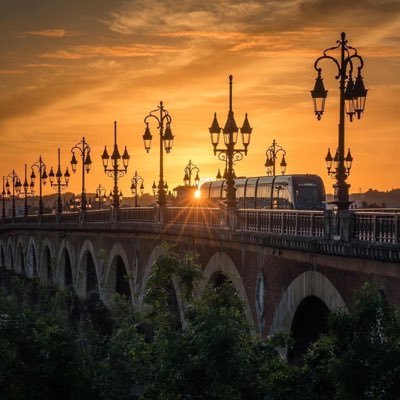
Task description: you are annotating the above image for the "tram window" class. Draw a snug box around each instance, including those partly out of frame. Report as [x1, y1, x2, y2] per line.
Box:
[245, 183, 256, 208]
[257, 184, 271, 208]
[273, 184, 293, 209]
[294, 183, 324, 210]
[210, 183, 222, 200]
[237, 186, 245, 208]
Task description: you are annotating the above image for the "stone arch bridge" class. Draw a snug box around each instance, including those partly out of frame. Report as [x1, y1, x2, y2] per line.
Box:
[0, 206, 399, 343]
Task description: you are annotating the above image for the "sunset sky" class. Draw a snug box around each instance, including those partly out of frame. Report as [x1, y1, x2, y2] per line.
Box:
[1, 0, 400, 199]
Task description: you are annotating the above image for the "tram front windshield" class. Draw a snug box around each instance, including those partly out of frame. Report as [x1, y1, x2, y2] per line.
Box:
[293, 178, 325, 210]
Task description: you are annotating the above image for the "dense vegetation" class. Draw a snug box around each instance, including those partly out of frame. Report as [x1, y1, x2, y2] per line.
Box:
[0, 247, 399, 399]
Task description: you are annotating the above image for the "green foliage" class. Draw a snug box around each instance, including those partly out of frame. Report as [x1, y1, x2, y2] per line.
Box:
[143, 243, 202, 330]
[305, 283, 400, 399]
[0, 277, 93, 399]
[142, 264, 299, 400]
[1, 256, 400, 400]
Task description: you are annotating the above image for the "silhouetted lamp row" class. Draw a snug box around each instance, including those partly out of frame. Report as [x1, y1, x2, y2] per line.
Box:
[1, 33, 367, 216]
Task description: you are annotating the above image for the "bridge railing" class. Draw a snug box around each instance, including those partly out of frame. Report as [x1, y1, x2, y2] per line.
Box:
[84, 209, 111, 223]
[237, 209, 325, 237]
[58, 212, 81, 223]
[118, 207, 156, 223]
[165, 207, 221, 227]
[40, 214, 56, 224]
[353, 212, 399, 243]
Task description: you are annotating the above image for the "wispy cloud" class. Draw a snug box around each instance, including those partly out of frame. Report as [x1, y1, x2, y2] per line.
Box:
[25, 63, 58, 68]
[0, 69, 25, 75]
[40, 43, 180, 59]
[22, 29, 68, 38]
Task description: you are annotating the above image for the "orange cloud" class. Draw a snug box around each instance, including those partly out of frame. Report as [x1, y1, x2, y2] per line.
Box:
[0, 69, 25, 75]
[23, 29, 67, 38]
[25, 63, 58, 68]
[40, 44, 180, 59]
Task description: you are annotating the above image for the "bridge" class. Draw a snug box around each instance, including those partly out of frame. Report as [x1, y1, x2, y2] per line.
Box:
[0, 205, 399, 349]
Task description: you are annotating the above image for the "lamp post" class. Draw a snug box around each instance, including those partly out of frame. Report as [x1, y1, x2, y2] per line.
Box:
[70, 137, 92, 212]
[6, 170, 21, 218]
[183, 160, 200, 187]
[311, 32, 367, 211]
[142, 101, 174, 207]
[94, 184, 107, 209]
[21, 164, 34, 216]
[130, 171, 144, 207]
[1, 176, 9, 219]
[209, 75, 252, 208]
[265, 139, 287, 176]
[31, 156, 47, 216]
[101, 121, 130, 209]
[49, 148, 70, 214]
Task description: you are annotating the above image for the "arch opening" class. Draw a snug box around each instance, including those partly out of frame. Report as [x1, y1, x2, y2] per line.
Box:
[108, 255, 131, 300]
[209, 271, 229, 288]
[6, 243, 13, 270]
[40, 246, 53, 284]
[62, 249, 73, 289]
[287, 295, 329, 364]
[83, 251, 99, 300]
[115, 256, 130, 299]
[16, 243, 25, 275]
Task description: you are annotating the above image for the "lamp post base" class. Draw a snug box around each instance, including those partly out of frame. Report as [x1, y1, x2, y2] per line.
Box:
[331, 200, 353, 211]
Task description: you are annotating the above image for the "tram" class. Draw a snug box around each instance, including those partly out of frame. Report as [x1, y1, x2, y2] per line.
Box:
[200, 174, 326, 210]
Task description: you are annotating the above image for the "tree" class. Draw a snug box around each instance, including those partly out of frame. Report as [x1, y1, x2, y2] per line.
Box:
[0, 276, 94, 399]
[305, 283, 400, 399]
[138, 245, 304, 400]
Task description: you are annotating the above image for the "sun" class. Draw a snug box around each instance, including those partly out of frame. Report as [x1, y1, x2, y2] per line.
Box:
[194, 189, 201, 199]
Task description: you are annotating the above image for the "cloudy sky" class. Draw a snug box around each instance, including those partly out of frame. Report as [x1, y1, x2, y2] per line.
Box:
[1, 0, 400, 198]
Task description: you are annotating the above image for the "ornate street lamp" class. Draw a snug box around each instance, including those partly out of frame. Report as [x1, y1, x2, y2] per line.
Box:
[183, 160, 200, 188]
[265, 139, 287, 176]
[31, 156, 47, 215]
[70, 137, 92, 212]
[311, 32, 367, 210]
[1, 176, 10, 219]
[142, 101, 174, 206]
[49, 148, 70, 214]
[151, 181, 157, 196]
[130, 171, 144, 207]
[209, 75, 252, 207]
[6, 170, 22, 218]
[94, 184, 107, 209]
[20, 164, 34, 216]
[102, 121, 130, 208]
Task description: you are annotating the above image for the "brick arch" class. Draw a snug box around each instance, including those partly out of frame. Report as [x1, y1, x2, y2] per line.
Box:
[5, 237, 14, 270]
[200, 251, 254, 326]
[26, 236, 38, 278]
[15, 236, 25, 275]
[39, 238, 55, 284]
[139, 245, 186, 328]
[56, 239, 75, 289]
[139, 245, 164, 302]
[270, 270, 347, 336]
[76, 239, 100, 299]
[105, 242, 133, 301]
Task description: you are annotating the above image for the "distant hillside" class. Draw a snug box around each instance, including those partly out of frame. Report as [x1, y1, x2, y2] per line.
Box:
[327, 188, 400, 208]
